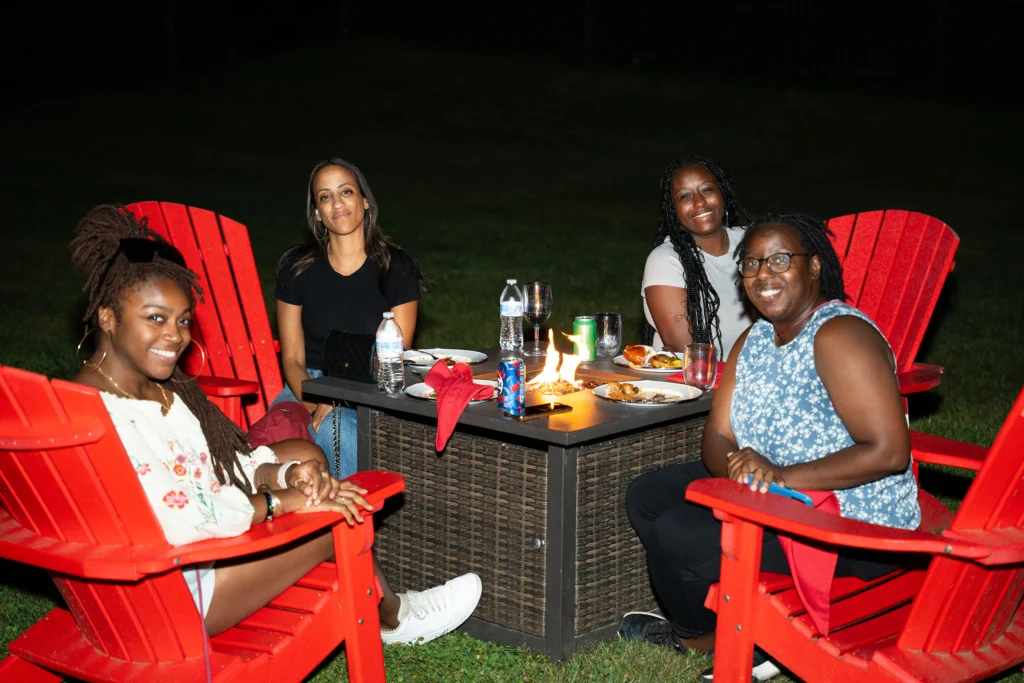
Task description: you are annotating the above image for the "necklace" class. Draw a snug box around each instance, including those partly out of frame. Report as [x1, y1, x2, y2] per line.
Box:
[773, 300, 834, 346]
[84, 361, 171, 415]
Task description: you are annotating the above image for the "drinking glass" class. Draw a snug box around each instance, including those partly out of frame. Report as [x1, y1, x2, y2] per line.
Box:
[683, 343, 719, 390]
[594, 312, 623, 358]
[523, 282, 553, 356]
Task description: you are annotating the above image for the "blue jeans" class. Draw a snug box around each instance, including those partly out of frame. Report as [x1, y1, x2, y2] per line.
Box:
[270, 368, 357, 479]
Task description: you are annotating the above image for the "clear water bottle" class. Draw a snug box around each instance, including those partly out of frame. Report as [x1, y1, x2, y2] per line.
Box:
[375, 312, 405, 396]
[499, 278, 524, 352]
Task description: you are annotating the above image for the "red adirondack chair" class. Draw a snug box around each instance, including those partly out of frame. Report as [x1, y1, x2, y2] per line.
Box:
[0, 364, 404, 683]
[125, 201, 282, 429]
[686, 385, 1024, 683]
[827, 210, 959, 395]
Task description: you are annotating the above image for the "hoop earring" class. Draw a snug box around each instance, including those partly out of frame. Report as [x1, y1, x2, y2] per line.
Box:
[172, 339, 208, 383]
[76, 327, 107, 370]
[314, 221, 329, 247]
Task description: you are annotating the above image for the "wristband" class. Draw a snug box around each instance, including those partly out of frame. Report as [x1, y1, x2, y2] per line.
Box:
[260, 485, 276, 522]
[277, 460, 301, 489]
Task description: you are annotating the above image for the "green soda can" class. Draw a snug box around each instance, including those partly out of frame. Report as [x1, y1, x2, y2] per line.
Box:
[573, 316, 597, 361]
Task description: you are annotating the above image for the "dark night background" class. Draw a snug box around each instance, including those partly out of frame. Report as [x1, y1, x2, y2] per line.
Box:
[2, 4, 1024, 680]
[3, 1, 1021, 105]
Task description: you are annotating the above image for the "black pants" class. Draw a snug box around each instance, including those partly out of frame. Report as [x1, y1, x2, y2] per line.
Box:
[626, 459, 899, 639]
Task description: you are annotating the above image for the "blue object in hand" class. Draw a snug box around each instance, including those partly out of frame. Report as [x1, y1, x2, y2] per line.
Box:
[746, 474, 814, 506]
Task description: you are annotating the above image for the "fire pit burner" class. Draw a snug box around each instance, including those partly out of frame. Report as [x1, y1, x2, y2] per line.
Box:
[529, 379, 600, 397]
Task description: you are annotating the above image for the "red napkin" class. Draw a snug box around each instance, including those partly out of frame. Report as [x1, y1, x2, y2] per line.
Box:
[777, 490, 841, 635]
[424, 360, 493, 451]
[666, 361, 725, 389]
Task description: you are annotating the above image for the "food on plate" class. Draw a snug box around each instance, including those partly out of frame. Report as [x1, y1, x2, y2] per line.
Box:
[623, 344, 654, 365]
[649, 354, 683, 369]
[604, 381, 642, 401]
[622, 345, 680, 368]
[602, 381, 679, 404]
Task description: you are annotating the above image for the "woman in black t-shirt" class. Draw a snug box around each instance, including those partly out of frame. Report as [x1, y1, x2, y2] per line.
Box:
[272, 158, 424, 477]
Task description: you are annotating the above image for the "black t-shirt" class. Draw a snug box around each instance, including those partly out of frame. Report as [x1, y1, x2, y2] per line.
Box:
[275, 246, 421, 370]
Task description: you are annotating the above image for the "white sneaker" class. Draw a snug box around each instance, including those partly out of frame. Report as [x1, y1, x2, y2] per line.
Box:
[380, 573, 482, 645]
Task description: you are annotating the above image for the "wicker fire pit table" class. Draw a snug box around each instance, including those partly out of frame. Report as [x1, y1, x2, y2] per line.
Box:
[303, 347, 712, 660]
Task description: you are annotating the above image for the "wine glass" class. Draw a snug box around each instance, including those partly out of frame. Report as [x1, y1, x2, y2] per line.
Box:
[594, 312, 622, 358]
[683, 343, 719, 390]
[523, 282, 553, 356]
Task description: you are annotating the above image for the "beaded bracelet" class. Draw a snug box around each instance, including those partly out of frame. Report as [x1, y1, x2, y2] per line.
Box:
[262, 489, 276, 521]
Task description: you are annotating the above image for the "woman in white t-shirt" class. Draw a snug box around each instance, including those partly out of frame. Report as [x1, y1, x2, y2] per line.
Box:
[642, 155, 755, 359]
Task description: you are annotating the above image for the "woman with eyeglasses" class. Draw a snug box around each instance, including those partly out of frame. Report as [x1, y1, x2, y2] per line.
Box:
[621, 213, 918, 680]
[641, 155, 754, 358]
[273, 159, 427, 479]
[69, 205, 480, 645]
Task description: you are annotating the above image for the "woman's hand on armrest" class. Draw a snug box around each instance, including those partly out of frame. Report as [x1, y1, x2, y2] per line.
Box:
[278, 485, 372, 526]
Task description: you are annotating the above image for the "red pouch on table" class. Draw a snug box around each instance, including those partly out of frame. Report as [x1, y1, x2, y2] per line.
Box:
[665, 361, 725, 389]
[248, 400, 313, 448]
[424, 360, 493, 452]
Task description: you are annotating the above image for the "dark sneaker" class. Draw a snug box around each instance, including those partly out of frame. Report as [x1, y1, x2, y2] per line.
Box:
[618, 611, 683, 653]
[700, 647, 781, 681]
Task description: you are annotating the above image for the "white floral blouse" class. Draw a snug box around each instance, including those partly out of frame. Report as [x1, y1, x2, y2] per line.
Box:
[100, 392, 279, 546]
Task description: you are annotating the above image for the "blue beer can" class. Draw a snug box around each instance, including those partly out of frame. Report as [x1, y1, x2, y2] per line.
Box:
[497, 357, 526, 416]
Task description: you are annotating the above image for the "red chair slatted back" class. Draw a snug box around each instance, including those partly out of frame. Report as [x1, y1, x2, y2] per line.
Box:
[126, 202, 284, 428]
[826, 210, 959, 372]
[897, 387, 1024, 655]
[127, 202, 229, 385]
[0, 366, 206, 662]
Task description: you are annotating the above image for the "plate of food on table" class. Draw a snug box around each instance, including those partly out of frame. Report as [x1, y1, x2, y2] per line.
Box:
[592, 380, 701, 406]
[613, 344, 684, 373]
[405, 379, 498, 402]
[403, 348, 488, 368]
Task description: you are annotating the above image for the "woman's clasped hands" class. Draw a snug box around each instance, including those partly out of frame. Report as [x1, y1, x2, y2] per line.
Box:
[282, 460, 373, 525]
[726, 447, 787, 493]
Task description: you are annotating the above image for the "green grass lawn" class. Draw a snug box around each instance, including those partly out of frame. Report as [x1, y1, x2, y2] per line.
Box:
[2, 39, 1023, 681]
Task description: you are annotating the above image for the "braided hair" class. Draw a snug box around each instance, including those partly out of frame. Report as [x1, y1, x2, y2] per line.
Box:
[643, 155, 753, 348]
[69, 204, 256, 491]
[736, 212, 849, 303]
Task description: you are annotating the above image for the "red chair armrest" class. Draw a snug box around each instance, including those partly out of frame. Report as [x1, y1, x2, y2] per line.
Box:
[896, 364, 944, 394]
[0, 417, 106, 449]
[943, 527, 1024, 566]
[0, 471, 405, 580]
[685, 479, 989, 559]
[911, 430, 988, 472]
[196, 375, 260, 397]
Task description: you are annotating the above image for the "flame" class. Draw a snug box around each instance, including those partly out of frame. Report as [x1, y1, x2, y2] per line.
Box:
[525, 329, 582, 391]
[563, 330, 592, 365]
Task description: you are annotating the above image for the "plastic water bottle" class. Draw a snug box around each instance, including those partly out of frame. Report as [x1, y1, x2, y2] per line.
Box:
[375, 312, 405, 396]
[499, 278, 524, 352]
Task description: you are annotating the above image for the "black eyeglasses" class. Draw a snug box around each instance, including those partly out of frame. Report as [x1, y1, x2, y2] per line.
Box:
[738, 252, 809, 278]
[97, 237, 188, 287]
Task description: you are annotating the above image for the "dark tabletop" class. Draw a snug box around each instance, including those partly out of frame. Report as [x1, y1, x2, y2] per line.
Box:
[303, 346, 714, 447]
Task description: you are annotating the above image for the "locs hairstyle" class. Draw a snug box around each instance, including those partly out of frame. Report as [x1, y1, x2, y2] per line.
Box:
[644, 155, 753, 348]
[69, 204, 257, 491]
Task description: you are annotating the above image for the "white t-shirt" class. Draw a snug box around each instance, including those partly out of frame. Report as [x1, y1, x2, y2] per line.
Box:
[641, 226, 753, 359]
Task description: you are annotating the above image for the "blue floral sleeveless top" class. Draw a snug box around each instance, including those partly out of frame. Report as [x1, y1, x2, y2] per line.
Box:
[730, 301, 920, 530]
